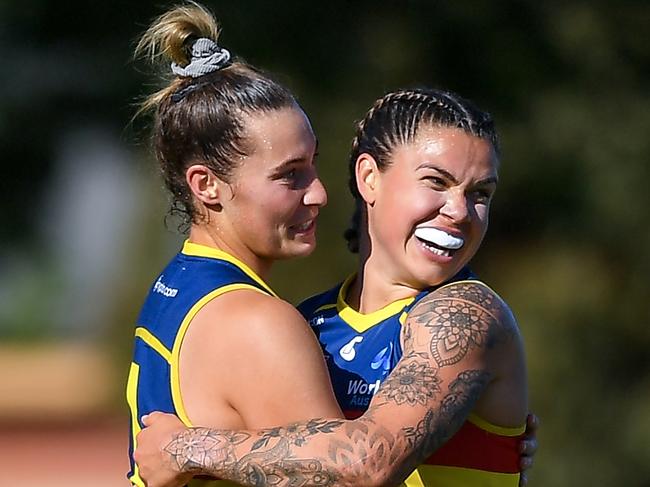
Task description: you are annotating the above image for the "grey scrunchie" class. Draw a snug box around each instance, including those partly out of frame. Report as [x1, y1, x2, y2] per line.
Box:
[171, 38, 231, 78]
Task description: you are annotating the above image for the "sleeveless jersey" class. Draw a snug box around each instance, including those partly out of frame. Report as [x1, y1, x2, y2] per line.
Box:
[126, 240, 276, 487]
[298, 269, 525, 487]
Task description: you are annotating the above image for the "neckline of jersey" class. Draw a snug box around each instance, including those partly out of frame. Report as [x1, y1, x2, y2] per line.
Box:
[336, 274, 415, 332]
[181, 240, 277, 297]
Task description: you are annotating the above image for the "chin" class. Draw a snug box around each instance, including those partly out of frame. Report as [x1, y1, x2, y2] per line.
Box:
[417, 275, 448, 289]
[281, 241, 317, 260]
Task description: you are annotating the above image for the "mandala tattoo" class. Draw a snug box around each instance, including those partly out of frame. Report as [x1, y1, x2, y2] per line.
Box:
[436, 283, 497, 309]
[408, 282, 510, 367]
[164, 428, 251, 472]
[327, 418, 403, 481]
[427, 298, 491, 366]
[379, 361, 441, 406]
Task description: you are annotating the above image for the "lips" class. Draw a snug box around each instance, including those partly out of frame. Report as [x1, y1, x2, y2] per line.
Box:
[290, 217, 317, 233]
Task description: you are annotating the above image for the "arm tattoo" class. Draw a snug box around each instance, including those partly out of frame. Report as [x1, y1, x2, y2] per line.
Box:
[407, 282, 515, 365]
[167, 421, 346, 486]
[250, 419, 343, 450]
[378, 360, 441, 406]
[165, 429, 251, 472]
[402, 370, 490, 451]
[158, 282, 513, 486]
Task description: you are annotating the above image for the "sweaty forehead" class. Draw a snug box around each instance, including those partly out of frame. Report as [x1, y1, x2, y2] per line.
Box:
[417, 126, 496, 160]
[388, 126, 499, 178]
[414, 125, 479, 146]
[243, 107, 315, 153]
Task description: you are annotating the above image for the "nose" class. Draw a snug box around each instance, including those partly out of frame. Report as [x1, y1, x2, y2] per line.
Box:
[303, 174, 328, 208]
[439, 189, 469, 223]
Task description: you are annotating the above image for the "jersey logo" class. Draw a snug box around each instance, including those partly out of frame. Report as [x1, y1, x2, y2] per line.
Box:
[310, 315, 325, 327]
[153, 276, 179, 298]
[339, 336, 363, 361]
[347, 379, 381, 395]
[370, 343, 393, 371]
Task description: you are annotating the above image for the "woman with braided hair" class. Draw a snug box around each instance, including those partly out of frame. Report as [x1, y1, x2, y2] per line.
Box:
[134, 57, 535, 486]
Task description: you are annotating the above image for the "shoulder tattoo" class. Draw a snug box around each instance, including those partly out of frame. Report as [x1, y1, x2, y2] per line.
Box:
[406, 281, 516, 366]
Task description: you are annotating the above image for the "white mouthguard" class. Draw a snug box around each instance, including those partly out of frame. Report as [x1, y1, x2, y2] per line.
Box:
[414, 227, 464, 250]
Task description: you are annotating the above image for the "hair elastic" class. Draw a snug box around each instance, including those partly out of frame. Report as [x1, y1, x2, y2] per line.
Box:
[171, 37, 231, 78]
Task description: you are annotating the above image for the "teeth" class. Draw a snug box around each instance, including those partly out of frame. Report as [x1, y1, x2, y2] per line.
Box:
[296, 221, 312, 231]
[414, 227, 464, 250]
[422, 241, 450, 257]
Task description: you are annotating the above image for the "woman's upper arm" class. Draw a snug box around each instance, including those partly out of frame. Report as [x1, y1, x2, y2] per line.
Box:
[182, 290, 342, 428]
[226, 294, 343, 427]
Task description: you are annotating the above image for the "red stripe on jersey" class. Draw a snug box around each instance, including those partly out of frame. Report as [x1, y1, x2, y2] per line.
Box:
[343, 409, 364, 419]
[424, 420, 523, 474]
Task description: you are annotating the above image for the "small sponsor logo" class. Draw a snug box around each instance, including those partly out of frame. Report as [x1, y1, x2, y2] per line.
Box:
[339, 336, 363, 361]
[310, 315, 325, 327]
[153, 276, 179, 298]
[349, 396, 371, 407]
[347, 379, 382, 395]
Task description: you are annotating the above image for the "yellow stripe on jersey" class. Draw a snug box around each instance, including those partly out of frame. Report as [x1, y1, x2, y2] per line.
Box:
[405, 464, 520, 487]
[126, 362, 145, 487]
[182, 240, 277, 297]
[401, 468, 425, 487]
[337, 274, 415, 333]
[170, 283, 269, 426]
[135, 327, 172, 363]
[468, 413, 526, 436]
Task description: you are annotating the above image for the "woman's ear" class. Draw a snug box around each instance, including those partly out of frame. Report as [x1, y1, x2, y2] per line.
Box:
[186, 164, 224, 206]
[355, 153, 380, 205]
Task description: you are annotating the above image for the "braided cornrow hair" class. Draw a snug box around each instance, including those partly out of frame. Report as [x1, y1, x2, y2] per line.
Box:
[344, 88, 500, 253]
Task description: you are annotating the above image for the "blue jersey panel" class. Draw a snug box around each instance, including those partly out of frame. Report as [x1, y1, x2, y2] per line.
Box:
[299, 267, 476, 418]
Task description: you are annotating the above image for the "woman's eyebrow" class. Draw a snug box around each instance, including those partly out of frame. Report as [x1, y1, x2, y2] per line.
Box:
[416, 163, 459, 184]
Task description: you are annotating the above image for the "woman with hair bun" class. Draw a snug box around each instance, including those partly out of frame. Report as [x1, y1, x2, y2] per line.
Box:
[126, 3, 342, 486]
[129, 3, 537, 487]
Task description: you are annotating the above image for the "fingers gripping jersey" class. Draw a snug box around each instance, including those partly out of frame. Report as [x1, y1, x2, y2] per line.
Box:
[126, 241, 275, 487]
[298, 268, 525, 487]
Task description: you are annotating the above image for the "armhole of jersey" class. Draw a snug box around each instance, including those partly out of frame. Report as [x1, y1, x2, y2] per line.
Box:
[126, 362, 145, 487]
[170, 283, 269, 426]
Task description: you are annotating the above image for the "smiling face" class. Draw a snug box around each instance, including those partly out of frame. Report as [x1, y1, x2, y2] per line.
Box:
[207, 106, 326, 267]
[364, 125, 499, 290]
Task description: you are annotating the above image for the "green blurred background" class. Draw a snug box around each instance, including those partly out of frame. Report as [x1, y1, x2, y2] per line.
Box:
[1, 0, 648, 485]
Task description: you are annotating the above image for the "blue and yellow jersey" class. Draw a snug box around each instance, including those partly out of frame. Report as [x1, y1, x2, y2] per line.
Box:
[298, 268, 525, 487]
[126, 240, 276, 487]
